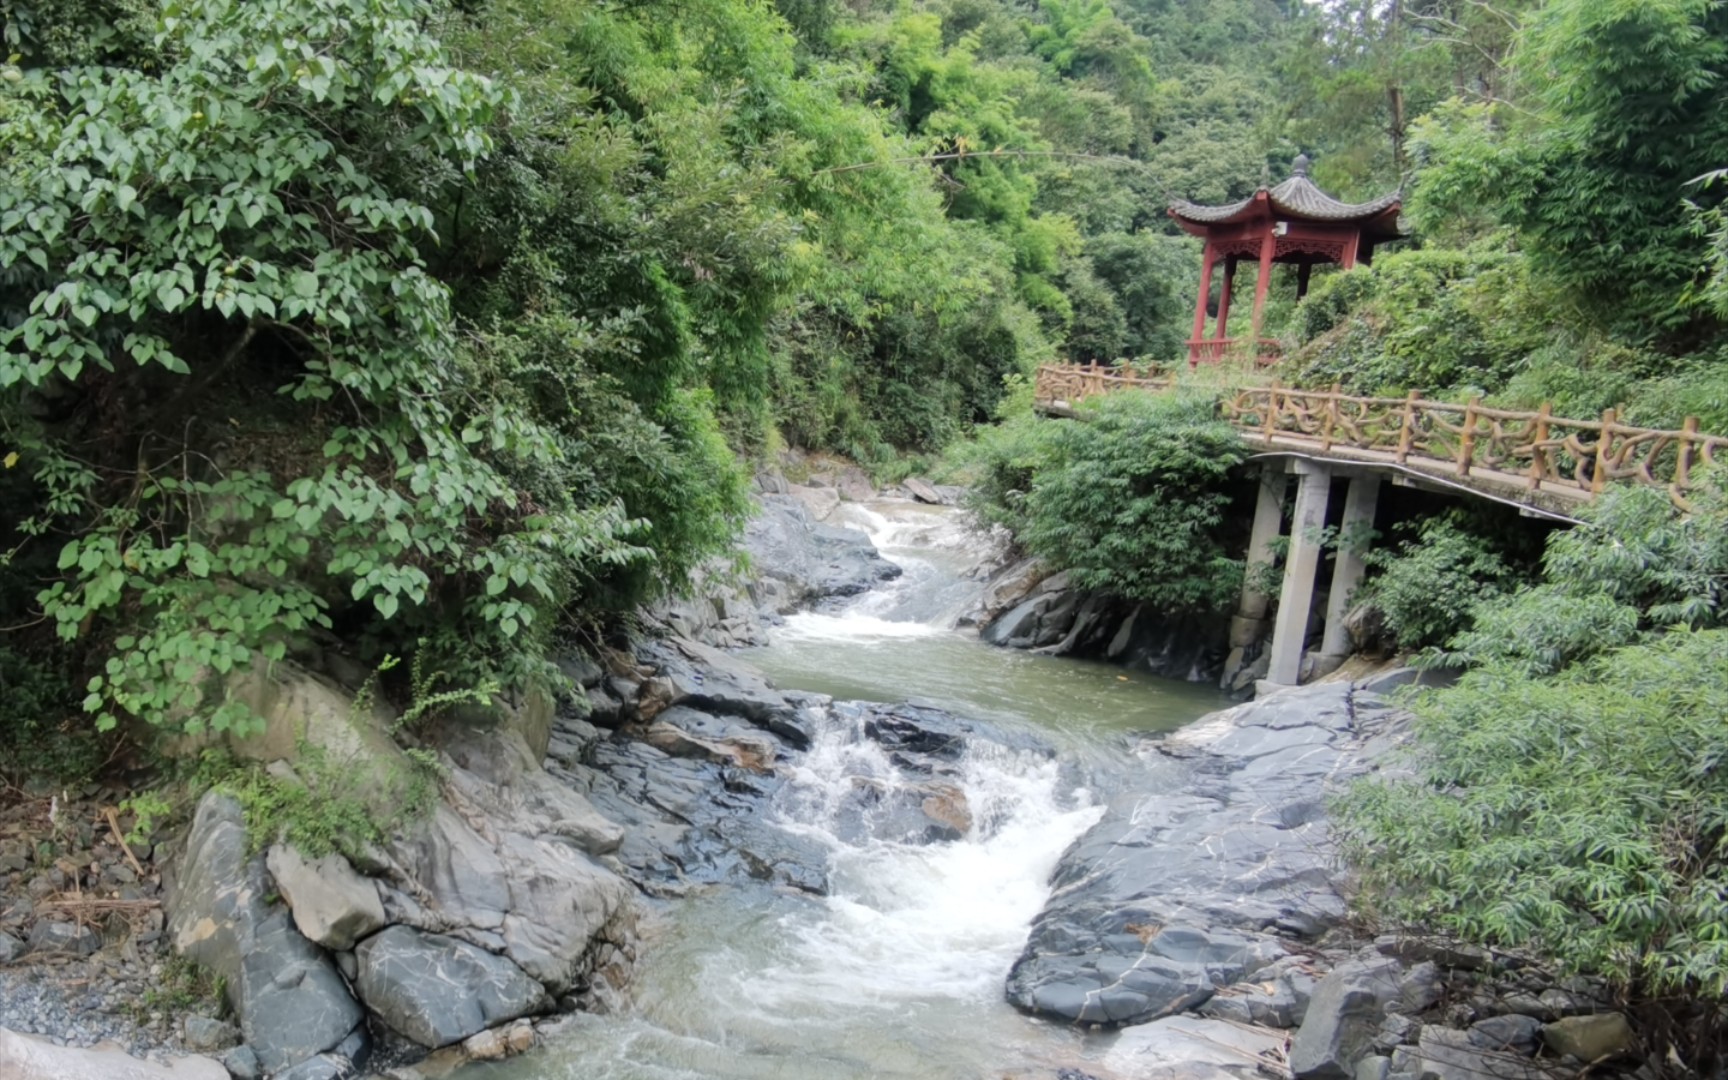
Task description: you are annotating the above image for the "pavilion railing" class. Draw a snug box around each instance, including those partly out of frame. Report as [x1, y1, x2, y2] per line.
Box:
[1184, 337, 1282, 366]
[1033, 364, 1728, 510]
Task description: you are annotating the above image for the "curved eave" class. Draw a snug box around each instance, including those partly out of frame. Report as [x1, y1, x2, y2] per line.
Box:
[1169, 185, 1404, 239]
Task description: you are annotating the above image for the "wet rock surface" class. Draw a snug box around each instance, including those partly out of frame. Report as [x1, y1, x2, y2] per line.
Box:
[976, 566, 1230, 683]
[1007, 683, 1408, 1027]
[742, 493, 902, 615]
[553, 641, 1052, 898]
[0, 1028, 228, 1079]
[356, 925, 549, 1048]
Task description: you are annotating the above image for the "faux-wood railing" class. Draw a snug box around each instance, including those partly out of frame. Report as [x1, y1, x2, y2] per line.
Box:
[1033, 363, 1728, 510]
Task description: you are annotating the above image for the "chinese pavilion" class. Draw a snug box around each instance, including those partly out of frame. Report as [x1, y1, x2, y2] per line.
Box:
[1169, 155, 1401, 366]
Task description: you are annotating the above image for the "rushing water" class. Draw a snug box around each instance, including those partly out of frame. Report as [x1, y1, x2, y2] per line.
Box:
[468, 499, 1225, 1080]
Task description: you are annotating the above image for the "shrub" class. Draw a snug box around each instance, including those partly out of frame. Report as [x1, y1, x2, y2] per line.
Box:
[1365, 515, 1515, 650]
[1435, 481, 1728, 673]
[957, 380, 1057, 537]
[1338, 627, 1728, 1004]
[1015, 391, 1247, 613]
[1285, 246, 1555, 395]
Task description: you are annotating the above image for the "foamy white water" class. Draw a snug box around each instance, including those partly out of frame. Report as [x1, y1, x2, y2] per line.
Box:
[755, 711, 1102, 1007]
[775, 610, 947, 643]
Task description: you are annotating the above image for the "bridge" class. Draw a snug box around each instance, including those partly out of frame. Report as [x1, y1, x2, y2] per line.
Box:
[1032, 363, 1728, 694]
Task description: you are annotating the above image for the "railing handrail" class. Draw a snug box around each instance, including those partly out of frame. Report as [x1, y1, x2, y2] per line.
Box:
[1031, 363, 1728, 510]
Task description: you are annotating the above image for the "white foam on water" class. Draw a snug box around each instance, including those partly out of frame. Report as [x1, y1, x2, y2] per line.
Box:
[745, 714, 1102, 1011]
[774, 610, 949, 643]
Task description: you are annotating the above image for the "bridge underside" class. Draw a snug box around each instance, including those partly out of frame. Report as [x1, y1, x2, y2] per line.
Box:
[1225, 455, 1564, 695]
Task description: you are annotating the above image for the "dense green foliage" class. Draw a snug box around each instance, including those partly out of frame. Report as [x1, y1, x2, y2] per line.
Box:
[1340, 628, 1728, 1001]
[967, 391, 1246, 612]
[1, 0, 1260, 753]
[1278, 0, 1728, 438]
[1341, 480, 1728, 1058]
[1361, 514, 1513, 650]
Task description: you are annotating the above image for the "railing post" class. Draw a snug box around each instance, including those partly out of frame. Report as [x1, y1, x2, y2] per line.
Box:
[1528, 402, 1550, 491]
[1262, 380, 1281, 444]
[1396, 390, 1420, 465]
[1457, 396, 1481, 477]
[1592, 407, 1617, 495]
[1677, 416, 1700, 494]
[1321, 382, 1341, 451]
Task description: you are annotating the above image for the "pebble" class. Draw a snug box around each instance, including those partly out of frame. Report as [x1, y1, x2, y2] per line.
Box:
[0, 792, 195, 1060]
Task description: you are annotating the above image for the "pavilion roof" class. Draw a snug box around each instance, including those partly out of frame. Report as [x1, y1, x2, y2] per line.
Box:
[1169, 155, 1401, 230]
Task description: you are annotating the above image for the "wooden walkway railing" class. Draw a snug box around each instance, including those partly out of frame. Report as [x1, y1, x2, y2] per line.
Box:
[1033, 363, 1728, 510]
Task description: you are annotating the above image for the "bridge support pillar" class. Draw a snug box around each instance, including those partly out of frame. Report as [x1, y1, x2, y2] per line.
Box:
[1219, 471, 1289, 689]
[1263, 462, 1331, 689]
[1319, 473, 1381, 662]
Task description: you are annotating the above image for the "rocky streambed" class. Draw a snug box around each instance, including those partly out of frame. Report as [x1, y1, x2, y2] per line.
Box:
[0, 480, 1644, 1080]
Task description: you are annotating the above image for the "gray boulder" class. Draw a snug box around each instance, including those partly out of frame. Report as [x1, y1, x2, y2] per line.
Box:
[834, 467, 874, 502]
[787, 483, 840, 521]
[1007, 685, 1407, 1028]
[1198, 964, 1306, 1028]
[1543, 1013, 1635, 1061]
[0, 1029, 227, 1080]
[979, 572, 1230, 679]
[265, 844, 385, 951]
[1391, 1026, 1552, 1080]
[220, 1046, 261, 1080]
[959, 557, 1048, 629]
[355, 925, 547, 1048]
[1101, 1015, 1289, 1079]
[25, 920, 100, 957]
[741, 495, 900, 614]
[578, 727, 831, 897]
[1469, 1014, 1542, 1054]
[982, 578, 1083, 649]
[383, 720, 635, 997]
[1354, 1057, 1392, 1080]
[1288, 956, 1405, 1078]
[181, 1015, 240, 1052]
[271, 1028, 367, 1080]
[640, 639, 796, 736]
[902, 477, 944, 504]
[165, 793, 365, 1077]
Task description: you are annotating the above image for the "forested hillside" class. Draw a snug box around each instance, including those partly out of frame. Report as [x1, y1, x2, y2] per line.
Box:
[9, 0, 1728, 764]
[0, 0, 1302, 764]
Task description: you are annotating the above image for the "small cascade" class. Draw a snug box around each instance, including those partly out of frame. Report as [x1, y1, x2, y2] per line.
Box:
[471, 496, 1220, 1080]
[745, 707, 1102, 1009]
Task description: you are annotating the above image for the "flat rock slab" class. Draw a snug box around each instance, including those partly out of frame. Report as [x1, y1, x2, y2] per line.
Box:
[1101, 1015, 1288, 1079]
[355, 925, 547, 1048]
[1007, 684, 1406, 1027]
[0, 1028, 228, 1080]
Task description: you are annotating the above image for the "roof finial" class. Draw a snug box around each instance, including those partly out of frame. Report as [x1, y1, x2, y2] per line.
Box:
[1293, 153, 1312, 179]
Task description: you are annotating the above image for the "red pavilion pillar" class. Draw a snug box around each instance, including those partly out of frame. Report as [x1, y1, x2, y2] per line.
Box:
[1188, 240, 1217, 366]
[1250, 228, 1276, 346]
[1214, 257, 1237, 343]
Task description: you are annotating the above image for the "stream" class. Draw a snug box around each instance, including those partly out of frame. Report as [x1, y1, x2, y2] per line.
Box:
[468, 499, 1226, 1080]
